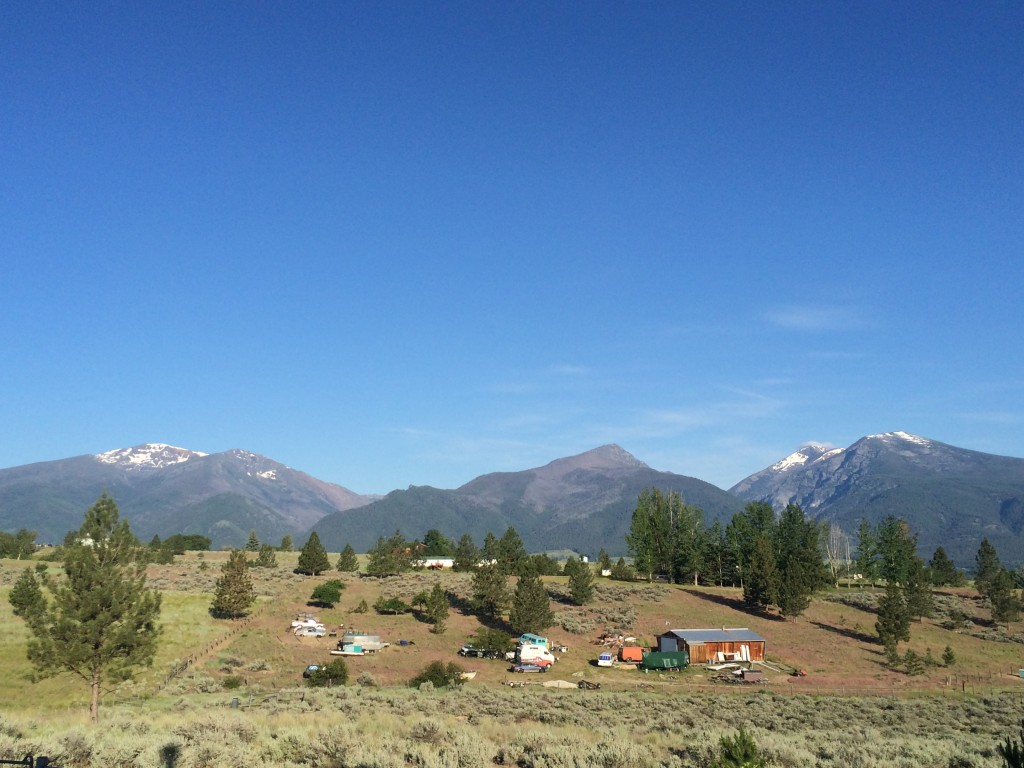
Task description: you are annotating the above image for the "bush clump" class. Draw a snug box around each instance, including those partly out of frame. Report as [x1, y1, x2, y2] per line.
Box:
[304, 659, 349, 688]
[408, 661, 464, 689]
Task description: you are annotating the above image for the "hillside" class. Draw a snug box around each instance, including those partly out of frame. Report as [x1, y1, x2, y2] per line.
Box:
[731, 431, 1024, 567]
[309, 445, 745, 553]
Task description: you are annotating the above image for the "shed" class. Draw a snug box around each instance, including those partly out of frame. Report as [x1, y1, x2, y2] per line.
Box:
[657, 628, 766, 664]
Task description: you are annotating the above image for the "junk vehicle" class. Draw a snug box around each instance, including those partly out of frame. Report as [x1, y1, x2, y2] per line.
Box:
[339, 631, 389, 652]
[459, 644, 504, 659]
[511, 663, 548, 673]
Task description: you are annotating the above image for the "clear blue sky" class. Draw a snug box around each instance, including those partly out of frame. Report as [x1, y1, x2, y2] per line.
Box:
[2, 2, 1022, 494]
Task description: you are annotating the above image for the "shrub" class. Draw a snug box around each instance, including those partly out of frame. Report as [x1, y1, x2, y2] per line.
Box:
[310, 579, 345, 608]
[374, 595, 411, 615]
[409, 661, 464, 689]
[223, 675, 243, 690]
[304, 659, 349, 687]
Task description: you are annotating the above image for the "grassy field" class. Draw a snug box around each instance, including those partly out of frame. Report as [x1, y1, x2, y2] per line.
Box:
[1, 554, 1023, 766]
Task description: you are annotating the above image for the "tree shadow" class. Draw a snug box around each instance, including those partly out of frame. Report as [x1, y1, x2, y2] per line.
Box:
[809, 619, 879, 645]
[684, 589, 786, 622]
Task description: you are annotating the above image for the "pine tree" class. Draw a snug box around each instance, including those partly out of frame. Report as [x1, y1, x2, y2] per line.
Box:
[424, 582, 450, 634]
[989, 568, 1022, 628]
[875, 581, 911, 651]
[297, 532, 331, 576]
[854, 518, 878, 586]
[336, 544, 359, 572]
[279, 535, 293, 552]
[567, 556, 595, 605]
[481, 532, 499, 563]
[245, 530, 260, 552]
[422, 529, 453, 557]
[929, 546, 962, 587]
[597, 548, 612, 571]
[904, 555, 934, 621]
[496, 527, 528, 576]
[254, 544, 277, 568]
[876, 516, 917, 585]
[975, 538, 1002, 596]
[8, 568, 46, 626]
[211, 549, 256, 619]
[8, 495, 161, 722]
[509, 566, 554, 635]
[942, 645, 956, 667]
[365, 530, 412, 576]
[452, 533, 479, 572]
[743, 534, 778, 610]
[471, 563, 510, 621]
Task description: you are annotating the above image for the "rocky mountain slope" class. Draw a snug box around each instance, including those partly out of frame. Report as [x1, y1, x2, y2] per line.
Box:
[731, 431, 1024, 567]
[0, 444, 374, 549]
[310, 444, 745, 555]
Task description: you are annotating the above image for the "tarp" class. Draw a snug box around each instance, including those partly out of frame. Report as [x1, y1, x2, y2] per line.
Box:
[641, 651, 689, 670]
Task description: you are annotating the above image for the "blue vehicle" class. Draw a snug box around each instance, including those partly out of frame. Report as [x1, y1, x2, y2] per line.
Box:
[511, 663, 548, 673]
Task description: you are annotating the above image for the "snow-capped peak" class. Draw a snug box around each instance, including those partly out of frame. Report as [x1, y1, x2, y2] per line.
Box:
[95, 443, 207, 470]
[770, 443, 835, 472]
[865, 431, 932, 446]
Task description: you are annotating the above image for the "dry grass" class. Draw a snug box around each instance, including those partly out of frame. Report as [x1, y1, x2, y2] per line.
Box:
[2, 556, 1024, 765]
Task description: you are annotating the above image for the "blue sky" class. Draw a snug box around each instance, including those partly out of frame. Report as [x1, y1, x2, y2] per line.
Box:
[2, 2, 1022, 494]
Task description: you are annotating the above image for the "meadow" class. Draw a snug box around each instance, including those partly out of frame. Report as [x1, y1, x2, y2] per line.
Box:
[0, 552, 1022, 767]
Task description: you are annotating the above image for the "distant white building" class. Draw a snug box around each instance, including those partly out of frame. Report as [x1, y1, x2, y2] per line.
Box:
[416, 558, 455, 570]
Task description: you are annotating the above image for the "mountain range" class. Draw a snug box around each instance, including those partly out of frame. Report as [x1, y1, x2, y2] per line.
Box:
[1, 433, 1021, 567]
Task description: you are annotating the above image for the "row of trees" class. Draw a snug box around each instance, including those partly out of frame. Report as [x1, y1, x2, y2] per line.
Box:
[626, 491, 830, 619]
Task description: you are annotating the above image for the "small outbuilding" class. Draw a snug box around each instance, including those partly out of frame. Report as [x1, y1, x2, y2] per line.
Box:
[657, 628, 766, 664]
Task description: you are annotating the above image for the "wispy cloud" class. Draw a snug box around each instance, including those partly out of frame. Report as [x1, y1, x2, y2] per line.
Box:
[766, 305, 868, 332]
[957, 410, 1022, 426]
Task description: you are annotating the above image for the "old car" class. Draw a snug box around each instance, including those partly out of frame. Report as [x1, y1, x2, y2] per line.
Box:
[511, 663, 548, 673]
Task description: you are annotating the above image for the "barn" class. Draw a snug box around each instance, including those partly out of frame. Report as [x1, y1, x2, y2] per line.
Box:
[657, 628, 766, 664]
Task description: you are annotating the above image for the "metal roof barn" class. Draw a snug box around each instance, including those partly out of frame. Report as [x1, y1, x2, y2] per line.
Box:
[658, 628, 766, 664]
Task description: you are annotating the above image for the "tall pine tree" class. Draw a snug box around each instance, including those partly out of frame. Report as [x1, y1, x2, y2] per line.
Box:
[297, 532, 331, 576]
[212, 549, 256, 619]
[8, 495, 161, 722]
[509, 566, 554, 635]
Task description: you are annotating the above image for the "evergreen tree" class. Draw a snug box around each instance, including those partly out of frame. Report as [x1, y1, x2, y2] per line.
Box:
[254, 544, 278, 568]
[212, 549, 256, 619]
[703, 521, 727, 586]
[296, 532, 331, 576]
[975, 538, 1002, 595]
[452, 533, 479, 571]
[774, 504, 826, 620]
[597, 548, 612, 571]
[876, 516, 917, 585]
[8, 568, 46, 626]
[743, 534, 778, 610]
[496, 527, 528, 576]
[567, 556, 595, 605]
[336, 543, 359, 572]
[509, 566, 554, 635]
[929, 546, 963, 587]
[365, 530, 412, 576]
[9, 495, 161, 722]
[942, 645, 956, 667]
[279, 534, 293, 552]
[875, 581, 911, 651]
[471, 563, 510, 621]
[726, 501, 776, 590]
[988, 568, 1022, 628]
[481, 532, 500, 563]
[903, 555, 934, 621]
[713, 726, 766, 768]
[424, 582, 450, 633]
[244, 530, 260, 552]
[421, 529, 454, 557]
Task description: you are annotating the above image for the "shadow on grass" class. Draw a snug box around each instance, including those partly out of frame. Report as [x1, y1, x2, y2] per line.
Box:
[684, 589, 787, 622]
[810, 619, 879, 645]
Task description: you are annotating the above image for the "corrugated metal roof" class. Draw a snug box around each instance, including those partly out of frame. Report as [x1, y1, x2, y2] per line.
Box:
[663, 628, 765, 644]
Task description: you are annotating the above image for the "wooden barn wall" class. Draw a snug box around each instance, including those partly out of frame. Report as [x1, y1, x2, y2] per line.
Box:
[684, 640, 765, 663]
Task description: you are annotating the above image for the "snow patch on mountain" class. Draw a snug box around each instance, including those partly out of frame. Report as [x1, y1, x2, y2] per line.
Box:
[865, 431, 932, 446]
[95, 443, 207, 470]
